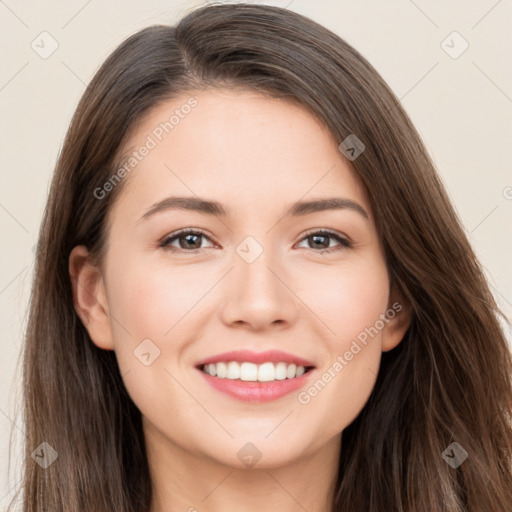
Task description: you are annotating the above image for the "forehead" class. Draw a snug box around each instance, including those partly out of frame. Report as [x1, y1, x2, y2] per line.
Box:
[108, 88, 372, 224]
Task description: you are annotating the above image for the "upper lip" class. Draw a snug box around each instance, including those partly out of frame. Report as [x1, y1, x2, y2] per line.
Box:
[195, 349, 315, 368]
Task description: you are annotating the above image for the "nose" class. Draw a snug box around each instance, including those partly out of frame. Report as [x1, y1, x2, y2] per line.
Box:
[219, 244, 300, 332]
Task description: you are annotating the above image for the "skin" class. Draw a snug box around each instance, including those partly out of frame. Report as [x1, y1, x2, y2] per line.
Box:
[70, 88, 411, 512]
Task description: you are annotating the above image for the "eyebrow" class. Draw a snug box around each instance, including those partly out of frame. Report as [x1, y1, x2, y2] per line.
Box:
[140, 196, 369, 221]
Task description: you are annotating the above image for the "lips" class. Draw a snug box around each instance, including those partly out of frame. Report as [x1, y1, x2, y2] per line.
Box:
[195, 349, 316, 403]
[195, 349, 315, 368]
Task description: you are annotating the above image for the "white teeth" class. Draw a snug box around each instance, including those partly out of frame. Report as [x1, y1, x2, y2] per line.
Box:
[275, 362, 287, 380]
[202, 361, 309, 381]
[240, 362, 258, 381]
[286, 363, 297, 378]
[227, 361, 240, 379]
[216, 362, 227, 378]
[258, 362, 275, 382]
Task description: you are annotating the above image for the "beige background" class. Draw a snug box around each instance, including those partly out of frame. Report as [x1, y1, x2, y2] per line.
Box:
[1, 0, 511, 506]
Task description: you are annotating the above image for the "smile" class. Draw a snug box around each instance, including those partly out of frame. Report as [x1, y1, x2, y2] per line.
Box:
[195, 349, 316, 403]
[201, 361, 310, 381]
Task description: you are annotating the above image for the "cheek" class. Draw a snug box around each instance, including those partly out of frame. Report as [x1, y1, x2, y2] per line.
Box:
[104, 257, 198, 432]
[301, 255, 390, 341]
[108, 257, 199, 341]
[102, 255, 185, 389]
[295, 256, 389, 434]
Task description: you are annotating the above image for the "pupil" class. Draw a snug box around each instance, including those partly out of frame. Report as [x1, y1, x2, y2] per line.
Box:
[311, 235, 328, 249]
[183, 234, 201, 249]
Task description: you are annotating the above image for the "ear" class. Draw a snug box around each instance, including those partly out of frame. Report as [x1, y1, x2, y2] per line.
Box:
[381, 284, 412, 352]
[69, 245, 114, 350]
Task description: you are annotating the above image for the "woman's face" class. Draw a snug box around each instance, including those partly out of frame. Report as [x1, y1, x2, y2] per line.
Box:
[72, 88, 409, 469]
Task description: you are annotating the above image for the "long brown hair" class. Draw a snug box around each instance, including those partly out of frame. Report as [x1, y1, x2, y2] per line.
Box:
[8, 3, 512, 511]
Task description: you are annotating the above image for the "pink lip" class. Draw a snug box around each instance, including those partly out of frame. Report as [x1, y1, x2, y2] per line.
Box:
[195, 349, 315, 368]
[195, 350, 316, 403]
[198, 369, 315, 403]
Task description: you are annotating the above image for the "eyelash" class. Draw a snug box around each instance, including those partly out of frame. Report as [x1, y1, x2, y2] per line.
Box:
[159, 228, 351, 254]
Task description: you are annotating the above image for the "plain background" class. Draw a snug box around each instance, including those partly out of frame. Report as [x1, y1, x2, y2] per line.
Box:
[1, 0, 511, 506]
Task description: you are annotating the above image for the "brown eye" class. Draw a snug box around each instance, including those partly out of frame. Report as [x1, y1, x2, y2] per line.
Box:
[160, 230, 214, 252]
[297, 230, 351, 253]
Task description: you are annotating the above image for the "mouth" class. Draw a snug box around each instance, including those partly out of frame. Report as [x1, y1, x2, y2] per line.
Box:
[198, 361, 315, 381]
[195, 350, 316, 403]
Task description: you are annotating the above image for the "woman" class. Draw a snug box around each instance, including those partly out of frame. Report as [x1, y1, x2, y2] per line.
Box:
[9, 3, 512, 511]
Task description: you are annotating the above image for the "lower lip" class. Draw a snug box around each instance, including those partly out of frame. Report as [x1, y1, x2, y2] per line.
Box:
[197, 369, 314, 403]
